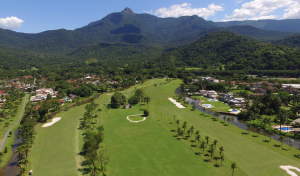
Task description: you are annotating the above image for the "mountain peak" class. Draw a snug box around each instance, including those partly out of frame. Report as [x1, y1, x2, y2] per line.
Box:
[121, 7, 135, 15]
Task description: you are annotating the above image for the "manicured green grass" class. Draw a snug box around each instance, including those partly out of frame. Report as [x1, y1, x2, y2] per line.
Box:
[185, 67, 202, 70]
[128, 115, 144, 121]
[0, 94, 28, 169]
[230, 90, 253, 94]
[192, 96, 231, 112]
[30, 79, 300, 176]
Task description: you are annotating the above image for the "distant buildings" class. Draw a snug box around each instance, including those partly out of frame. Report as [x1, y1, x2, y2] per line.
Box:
[30, 88, 57, 102]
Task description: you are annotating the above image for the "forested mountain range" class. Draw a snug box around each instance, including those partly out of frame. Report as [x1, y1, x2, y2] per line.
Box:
[158, 31, 300, 70]
[216, 19, 300, 32]
[272, 34, 300, 48]
[0, 7, 300, 55]
[1, 7, 300, 76]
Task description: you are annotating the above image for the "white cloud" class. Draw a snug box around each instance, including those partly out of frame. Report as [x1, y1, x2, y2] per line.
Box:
[152, 3, 224, 19]
[236, 0, 243, 3]
[281, 1, 300, 19]
[225, 0, 298, 21]
[0, 16, 24, 30]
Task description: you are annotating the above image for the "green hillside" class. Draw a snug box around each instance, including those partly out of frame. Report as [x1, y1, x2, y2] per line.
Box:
[158, 31, 300, 70]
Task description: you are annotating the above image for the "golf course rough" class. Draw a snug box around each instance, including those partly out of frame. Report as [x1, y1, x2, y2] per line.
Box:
[29, 79, 300, 176]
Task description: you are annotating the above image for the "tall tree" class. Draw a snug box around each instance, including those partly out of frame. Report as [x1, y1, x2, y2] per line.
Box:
[231, 162, 238, 176]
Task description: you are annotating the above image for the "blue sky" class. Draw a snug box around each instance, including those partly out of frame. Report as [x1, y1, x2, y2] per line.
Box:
[0, 0, 299, 33]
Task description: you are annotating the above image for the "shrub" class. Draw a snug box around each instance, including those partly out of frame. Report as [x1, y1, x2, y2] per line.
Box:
[144, 109, 149, 117]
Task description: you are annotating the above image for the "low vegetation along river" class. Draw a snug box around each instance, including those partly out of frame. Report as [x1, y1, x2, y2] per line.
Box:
[0, 130, 22, 176]
[175, 87, 300, 149]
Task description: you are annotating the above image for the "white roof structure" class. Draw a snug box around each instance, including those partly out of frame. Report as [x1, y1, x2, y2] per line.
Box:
[282, 84, 300, 88]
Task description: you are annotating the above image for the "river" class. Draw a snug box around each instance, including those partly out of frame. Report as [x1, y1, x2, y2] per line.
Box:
[175, 87, 300, 149]
[0, 130, 22, 176]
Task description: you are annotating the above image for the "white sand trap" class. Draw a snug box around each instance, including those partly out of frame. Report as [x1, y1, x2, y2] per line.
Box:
[42, 117, 62, 127]
[107, 94, 111, 95]
[127, 114, 146, 123]
[168, 98, 185, 108]
[280, 166, 300, 176]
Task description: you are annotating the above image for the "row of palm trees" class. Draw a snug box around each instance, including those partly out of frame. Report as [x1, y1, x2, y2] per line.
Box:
[173, 118, 238, 175]
[82, 101, 109, 176]
[16, 122, 36, 175]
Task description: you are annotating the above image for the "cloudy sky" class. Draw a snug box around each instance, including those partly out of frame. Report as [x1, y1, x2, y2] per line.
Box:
[0, 0, 299, 33]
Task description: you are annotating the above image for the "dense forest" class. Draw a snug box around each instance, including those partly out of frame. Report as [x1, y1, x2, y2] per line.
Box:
[1, 8, 300, 80]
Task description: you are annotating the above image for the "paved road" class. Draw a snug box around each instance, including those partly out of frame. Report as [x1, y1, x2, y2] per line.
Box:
[0, 94, 28, 151]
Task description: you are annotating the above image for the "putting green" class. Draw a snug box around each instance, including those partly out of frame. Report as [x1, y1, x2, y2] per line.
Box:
[30, 79, 300, 176]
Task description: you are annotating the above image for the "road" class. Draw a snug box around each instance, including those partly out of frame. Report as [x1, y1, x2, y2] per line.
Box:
[0, 94, 28, 151]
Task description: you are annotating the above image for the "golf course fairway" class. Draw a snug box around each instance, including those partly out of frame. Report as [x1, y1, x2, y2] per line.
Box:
[29, 79, 300, 176]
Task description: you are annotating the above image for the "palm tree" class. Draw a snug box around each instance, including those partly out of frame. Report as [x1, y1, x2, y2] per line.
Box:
[195, 130, 200, 135]
[200, 141, 206, 153]
[205, 136, 210, 146]
[219, 146, 224, 155]
[89, 164, 101, 176]
[275, 113, 288, 131]
[182, 121, 187, 134]
[213, 140, 218, 148]
[220, 154, 225, 166]
[175, 120, 180, 129]
[177, 127, 181, 137]
[257, 126, 261, 137]
[214, 111, 220, 117]
[208, 144, 215, 161]
[187, 129, 191, 139]
[227, 117, 231, 125]
[19, 166, 26, 176]
[195, 134, 201, 146]
[190, 126, 194, 138]
[279, 135, 284, 147]
[222, 116, 226, 123]
[173, 115, 176, 123]
[231, 162, 237, 175]
[267, 128, 274, 142]
[145, 96, 151, 108]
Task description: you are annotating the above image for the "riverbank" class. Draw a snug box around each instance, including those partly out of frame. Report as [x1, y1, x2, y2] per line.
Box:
[0, 94, 28, 169]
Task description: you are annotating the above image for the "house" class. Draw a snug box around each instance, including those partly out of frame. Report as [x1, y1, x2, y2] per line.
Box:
[263, 76, 268, 79]
[228, 98, 246, 106]
[199, 90, 208, 94]
[219, 93, 233, 102]
[192, 79, 199, 83]
[256, 88, 267, 93]
[252, 82, 262, 88]
[249, 93, 265, 98]
[207, 91, 218, 99]
[69, 94, 78, 99]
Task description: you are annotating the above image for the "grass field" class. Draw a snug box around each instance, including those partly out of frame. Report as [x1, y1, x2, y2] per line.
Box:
[185, 67, 202, 70]
[0, 94, 28, 169]
[30, 79, 300, 176]
[191, 96, 231, 112]
[230, 90, 253, 94]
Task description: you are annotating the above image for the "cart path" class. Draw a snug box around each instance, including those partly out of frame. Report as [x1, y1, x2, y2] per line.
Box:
[0, 94, 28, 151]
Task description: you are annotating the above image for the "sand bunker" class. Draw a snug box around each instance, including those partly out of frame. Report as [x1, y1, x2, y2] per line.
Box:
[127, 114, 146, 123]
[168, 98, 185, 108]
[42, 117, 61, 127]
[280, 166, 300, 176]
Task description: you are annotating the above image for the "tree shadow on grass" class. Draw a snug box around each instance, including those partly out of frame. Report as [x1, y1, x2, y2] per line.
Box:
[194, 152, 200, 156]
[169, 122, 173, 124]
[263, 140, 270, 143]
[170, 129, 176, 132]
[252, 135, 258, 137]
[203, 158, 210, 162]
[273, 144, 281, 147]
[190, 140, 195, 143]
[191, 144, 197, 147]
[282, 148, 289, 151]
[214, 163, 220, 168]
[78, 168, 91, 175]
